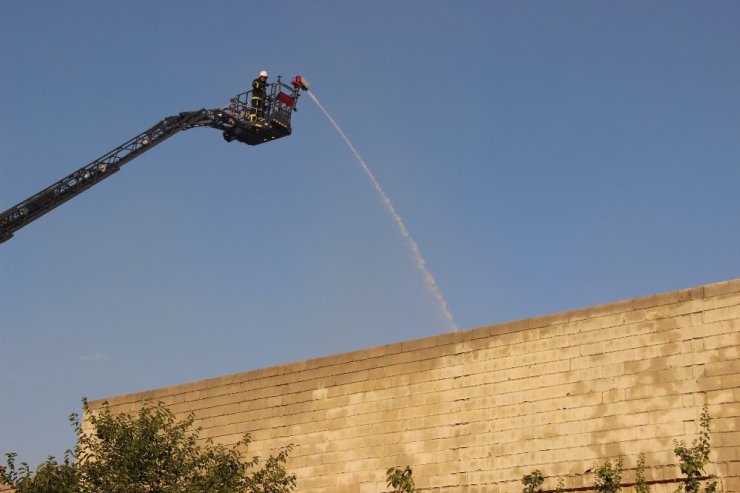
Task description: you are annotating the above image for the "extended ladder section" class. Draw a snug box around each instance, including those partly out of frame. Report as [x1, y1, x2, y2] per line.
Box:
[0, 75, 309, 244]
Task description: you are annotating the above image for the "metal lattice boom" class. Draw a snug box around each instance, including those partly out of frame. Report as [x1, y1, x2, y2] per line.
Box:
[0, 75, 307, 244]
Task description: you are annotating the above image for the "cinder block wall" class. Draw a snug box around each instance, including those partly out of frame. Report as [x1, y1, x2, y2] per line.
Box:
[92, 279, 740, 492]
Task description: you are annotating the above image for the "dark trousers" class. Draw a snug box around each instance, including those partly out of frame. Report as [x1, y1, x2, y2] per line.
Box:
[249, 95, 264, 121]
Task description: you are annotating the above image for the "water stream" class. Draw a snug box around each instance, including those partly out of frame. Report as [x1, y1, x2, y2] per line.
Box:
[307, 91, 458, 332]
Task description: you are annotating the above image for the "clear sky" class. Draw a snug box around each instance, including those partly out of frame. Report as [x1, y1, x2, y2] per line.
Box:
[1, 0, 739, 467]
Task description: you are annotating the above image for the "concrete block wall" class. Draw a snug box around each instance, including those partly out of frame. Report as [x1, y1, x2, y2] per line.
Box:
[92, 279, 740, 492]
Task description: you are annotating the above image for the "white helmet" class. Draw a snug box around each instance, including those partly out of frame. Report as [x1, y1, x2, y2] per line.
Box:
[259, 70, 268, 78]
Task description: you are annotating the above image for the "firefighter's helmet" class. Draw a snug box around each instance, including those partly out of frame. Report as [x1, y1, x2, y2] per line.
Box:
[259, 70, 268, 78]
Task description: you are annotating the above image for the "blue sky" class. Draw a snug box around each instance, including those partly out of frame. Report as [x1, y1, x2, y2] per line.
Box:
[2, 1, 739, 466]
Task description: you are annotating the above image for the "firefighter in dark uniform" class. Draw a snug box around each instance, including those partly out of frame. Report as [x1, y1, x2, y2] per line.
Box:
[249, 70, 268, 122]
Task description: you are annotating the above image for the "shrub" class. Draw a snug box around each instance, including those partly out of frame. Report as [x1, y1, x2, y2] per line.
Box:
[522, 469, 544, 493]
[674, 406, 718, 493]
[634, 452, 650, 493]
[386, 466, 415, 493]
[594, 456, 623, 493]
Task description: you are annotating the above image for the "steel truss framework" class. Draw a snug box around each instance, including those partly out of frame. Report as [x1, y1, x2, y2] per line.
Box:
[0, 77, 304, 244]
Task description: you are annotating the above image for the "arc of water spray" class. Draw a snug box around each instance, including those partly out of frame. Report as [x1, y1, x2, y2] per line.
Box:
[307, 91, 458, 332]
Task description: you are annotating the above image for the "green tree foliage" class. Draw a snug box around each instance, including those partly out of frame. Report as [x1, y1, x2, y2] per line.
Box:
[1, 399, 296, 493]
[1, 451, 77, 493]
[594, 456, 623, 493]
[673, 406, 718, 493]
[386, 466, 415, 493]
[521, 469, 544, 493]
[634, 452, 650, 493]
[555, 477, 565, 493]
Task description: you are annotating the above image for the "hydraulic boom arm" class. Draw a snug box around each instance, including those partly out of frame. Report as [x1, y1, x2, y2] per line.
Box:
[0, 74, 309, 244]
[0, 109, 221, 244]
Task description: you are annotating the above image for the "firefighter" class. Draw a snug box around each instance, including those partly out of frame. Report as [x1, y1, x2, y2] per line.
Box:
[249, 70, 268, 122]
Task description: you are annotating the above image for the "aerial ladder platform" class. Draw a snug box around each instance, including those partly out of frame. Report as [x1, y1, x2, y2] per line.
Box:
[0, 75, 310, 244]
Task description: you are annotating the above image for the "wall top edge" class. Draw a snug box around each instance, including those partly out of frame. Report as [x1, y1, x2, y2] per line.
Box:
[89, 277, 740, 409]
